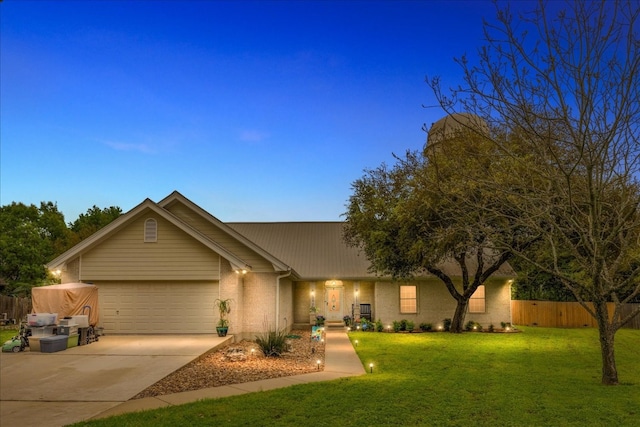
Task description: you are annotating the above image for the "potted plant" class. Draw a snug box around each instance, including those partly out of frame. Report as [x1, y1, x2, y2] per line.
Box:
[215, 298, 232, 337]
[309, 306, 318, 325]
[343, 315, 352, 326]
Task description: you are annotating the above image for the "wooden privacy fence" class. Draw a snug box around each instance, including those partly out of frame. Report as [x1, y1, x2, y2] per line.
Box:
[0, 295, 32, 325]
[511, 300, 640, 329]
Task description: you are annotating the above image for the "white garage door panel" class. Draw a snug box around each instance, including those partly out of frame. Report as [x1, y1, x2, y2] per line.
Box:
[99, 282, 218, 334]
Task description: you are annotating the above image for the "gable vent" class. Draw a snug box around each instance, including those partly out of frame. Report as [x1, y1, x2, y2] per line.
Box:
[144, 218, 157, 242]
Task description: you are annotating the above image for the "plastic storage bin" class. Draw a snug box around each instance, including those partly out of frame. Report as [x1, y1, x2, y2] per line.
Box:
[58, 325, 79, 335]
[28, 313, 58, 327]
[29, 337, 44, 352]
[40, 335, 68, 353]
[66, 334, 79, 348]
[29, 326, 56, 337]
[69, 315, 89, 328]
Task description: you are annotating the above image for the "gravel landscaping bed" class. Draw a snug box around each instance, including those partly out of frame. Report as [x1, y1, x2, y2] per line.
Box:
[133, 330, 325, 399]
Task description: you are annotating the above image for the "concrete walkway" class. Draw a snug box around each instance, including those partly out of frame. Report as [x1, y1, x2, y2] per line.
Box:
[92, 329, 365, 420]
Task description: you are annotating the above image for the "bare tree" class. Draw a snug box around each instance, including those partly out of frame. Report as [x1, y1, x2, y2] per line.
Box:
[429, 0, 640, 385]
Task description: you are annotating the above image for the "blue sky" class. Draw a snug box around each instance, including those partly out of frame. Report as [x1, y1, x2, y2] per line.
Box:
[1, 0, 518, 222]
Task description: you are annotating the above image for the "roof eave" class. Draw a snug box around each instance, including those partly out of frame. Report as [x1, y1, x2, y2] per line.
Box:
[159, 191, 291, 272]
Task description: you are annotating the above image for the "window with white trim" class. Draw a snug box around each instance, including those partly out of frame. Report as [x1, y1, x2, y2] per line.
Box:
[144, 218, 157, 242]
[469, 285, 486, 313]
[399, 285, 417, 314]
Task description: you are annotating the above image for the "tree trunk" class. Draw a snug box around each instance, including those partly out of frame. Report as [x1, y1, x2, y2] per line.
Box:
[450, 299, 468, 333]
[594, 299, 619, 385]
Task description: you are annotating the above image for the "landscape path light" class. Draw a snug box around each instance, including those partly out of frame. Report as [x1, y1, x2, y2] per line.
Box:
[369, 363, 374, 373]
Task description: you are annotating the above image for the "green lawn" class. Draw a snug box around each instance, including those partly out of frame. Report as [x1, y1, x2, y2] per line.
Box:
[1, 328, 18, 343]
[64, 327, 639, 426]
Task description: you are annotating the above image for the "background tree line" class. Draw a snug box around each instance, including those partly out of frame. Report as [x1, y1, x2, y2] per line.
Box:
[0, 202, 121, 296]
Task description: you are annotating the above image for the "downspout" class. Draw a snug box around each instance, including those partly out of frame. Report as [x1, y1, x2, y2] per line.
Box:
[275, 269, 292, 331]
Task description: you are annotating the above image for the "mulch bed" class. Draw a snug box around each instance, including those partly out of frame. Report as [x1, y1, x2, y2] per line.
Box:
[133, 330, 325, 399]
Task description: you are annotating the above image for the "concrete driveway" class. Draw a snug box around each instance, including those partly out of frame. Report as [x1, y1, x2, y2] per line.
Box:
[0, 334, 231, 427]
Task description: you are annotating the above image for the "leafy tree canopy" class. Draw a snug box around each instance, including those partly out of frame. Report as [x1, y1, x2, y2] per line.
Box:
[344, 120, 536, 332]
[69, 205, 122, 244]
[0, 202, 122, 296]
[0, 202, 70, 295]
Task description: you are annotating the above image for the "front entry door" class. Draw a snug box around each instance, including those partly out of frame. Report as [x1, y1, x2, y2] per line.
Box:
[325, 287, 343, 322]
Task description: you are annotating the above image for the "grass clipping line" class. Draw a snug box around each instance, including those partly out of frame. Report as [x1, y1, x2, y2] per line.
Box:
[133, 330, 325, 399]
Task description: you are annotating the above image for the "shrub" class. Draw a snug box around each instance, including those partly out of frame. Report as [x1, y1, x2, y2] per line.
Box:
[406, 320, 415, 332]
[392, 320, 401, 332]
[343, 315, 352, 326]
[465, 321, 482, 331]
[255, 327, 289, 357]
[488, 324, 495, 332]
[501, 321, 512, 330]
[443, 318, 452, 332]
[419, 322, 433, 332]
[400, 319, 408, 331]
[360, 318, 370, 331]
[375, 319, 384, 332]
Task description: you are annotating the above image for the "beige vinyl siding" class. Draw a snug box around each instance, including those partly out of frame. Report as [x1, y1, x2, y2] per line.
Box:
[166, 202, 275, 271]
[81, 214, 220, 281]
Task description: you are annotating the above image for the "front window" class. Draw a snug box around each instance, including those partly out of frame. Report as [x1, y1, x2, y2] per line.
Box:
[400, 285, 417, 314]
[469, 285, 486, 313]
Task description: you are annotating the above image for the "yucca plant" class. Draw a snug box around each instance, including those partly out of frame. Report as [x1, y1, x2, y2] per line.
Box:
[255, 319, 289, 357]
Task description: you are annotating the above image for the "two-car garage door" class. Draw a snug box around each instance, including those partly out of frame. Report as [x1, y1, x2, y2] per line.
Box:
[98, 281, 218, 334]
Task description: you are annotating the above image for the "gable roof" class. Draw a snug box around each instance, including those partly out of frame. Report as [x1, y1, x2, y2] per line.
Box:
[158, 191, 291, 273]
[47, 198, 256, 273]
[48, 191, 515, 281]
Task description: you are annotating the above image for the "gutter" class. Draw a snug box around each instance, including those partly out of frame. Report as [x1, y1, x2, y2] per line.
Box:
[275, 269, 292, 331]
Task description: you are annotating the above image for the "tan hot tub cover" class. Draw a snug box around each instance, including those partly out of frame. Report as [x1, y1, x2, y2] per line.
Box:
[31, 283, 99, 326]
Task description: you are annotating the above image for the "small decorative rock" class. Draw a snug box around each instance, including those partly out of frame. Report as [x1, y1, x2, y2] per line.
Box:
[225, 347, 247, 361]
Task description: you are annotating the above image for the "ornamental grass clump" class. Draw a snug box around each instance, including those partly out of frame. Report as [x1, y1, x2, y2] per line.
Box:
[255, 323, 289, 357]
